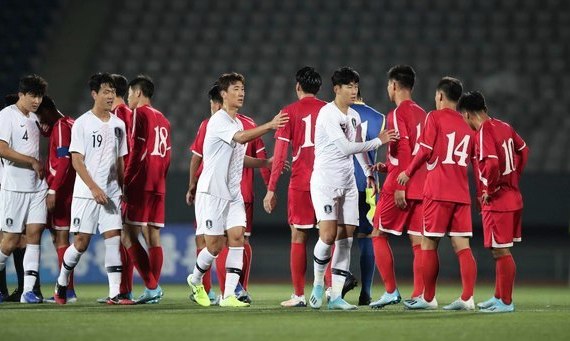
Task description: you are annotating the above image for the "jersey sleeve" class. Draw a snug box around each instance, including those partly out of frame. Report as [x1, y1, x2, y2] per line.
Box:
[118, 121, 128, 158]
[49, 121, 73, 192]
[512, 128, 529, 175]
[0, 111, 11, 144]
[190, 120, 207, 156]
[124, 111, 147, 182]
[478, 124, 499, 161]
[215, 116, 241, 145]
[69, 119, 85, 155]
[268, 138, 289, 191]
[394, 110, 411, 190]
[322, 111, 347, 142]
[274, 110, 291, 142]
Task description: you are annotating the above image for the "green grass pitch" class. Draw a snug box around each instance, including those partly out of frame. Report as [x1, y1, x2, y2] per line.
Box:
[1, 283, 569, 341]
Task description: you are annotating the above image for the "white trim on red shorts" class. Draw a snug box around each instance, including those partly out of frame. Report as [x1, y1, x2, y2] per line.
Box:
[244, 231, 251, 236]
[513, 237, 522, 242]
[423, 230, 446, 237]
[407, 230, 423, 237]
[125, 219, 146, 227]
[449, 232, 473, 237]
[292, 223, 315, 229]
[52, 225, 70, 231]
[379, 226, 403, 236]
[492, 233, 513, 248]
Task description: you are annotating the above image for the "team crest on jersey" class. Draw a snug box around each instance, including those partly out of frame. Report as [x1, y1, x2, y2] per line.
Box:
[114, 127, 122, 139]
[205, 220, 213, 229]
[324, 205, 332, 214]
[73, 218, 81, 227]
[5, 218, 13, 227]
[351, 118, 357, 128]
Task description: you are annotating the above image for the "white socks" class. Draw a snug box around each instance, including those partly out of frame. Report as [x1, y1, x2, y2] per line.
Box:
[313, 238, 332, 286]
[23, 244, 40, 293]
[330, 237, 353, 301]
[58, 244, 83, 286]
[104, 236, 122, 298]
[191, 248, 216, 285]
[224, 247, 244, 299]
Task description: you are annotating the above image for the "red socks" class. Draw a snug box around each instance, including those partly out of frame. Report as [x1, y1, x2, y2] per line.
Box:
[421, 249, 439, 302]
[457, 248, 477, 301]
[57, 247, 74, 289]
[148, 246, 163, 283]
[215, 247, 229, 295]
[290, 242, 306, 296]
[494, 260, 501, 299]
[496, 254, 516, 305]
[372, 236, 397, 293]
[119, 244, 133, 294]
[127, 243, 157, 290]
[242, 243, 252, 290]
[411, 244, 423, 298]
[197, 248, 212, 293]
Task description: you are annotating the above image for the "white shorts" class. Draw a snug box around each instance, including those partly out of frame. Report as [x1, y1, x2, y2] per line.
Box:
[0, 189, 47, 233]
[310, 183, 359, 226]
[195, 192, 246, 236]
[70, 196, 122, 235]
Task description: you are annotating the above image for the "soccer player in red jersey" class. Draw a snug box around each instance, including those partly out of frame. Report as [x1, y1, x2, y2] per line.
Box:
[399, 77, 478, 310]
[369, 65, 427, 308]
[458, 91, 529, 313]
[263, 66, 326, 307]
[122, 75, 171, 303]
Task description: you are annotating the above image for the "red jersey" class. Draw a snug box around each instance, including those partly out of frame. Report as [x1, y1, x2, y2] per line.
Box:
[46, 116, 75, 194]
[382, 100, 427, 199]
[474, 118, 528, 211]
[112, 103, 133, 165]
[406, 108, 475, 204]
[189, 114, 270, 203]
[124, 104, 171, 194]
[269, 96, 327, 191]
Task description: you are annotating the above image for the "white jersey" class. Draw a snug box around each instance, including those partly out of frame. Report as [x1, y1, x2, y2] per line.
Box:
[311, 102, 362, 189]
[196, 109, 245, 201]
[69, 111, 127, 199]
[0, 105, 47, 192]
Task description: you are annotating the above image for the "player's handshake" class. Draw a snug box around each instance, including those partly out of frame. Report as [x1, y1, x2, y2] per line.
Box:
[378, 129, 399, 145]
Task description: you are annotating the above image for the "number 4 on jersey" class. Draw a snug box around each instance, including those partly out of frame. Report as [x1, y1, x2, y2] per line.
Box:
[442, 132, 470, 167]
[22, 130, 28, 140]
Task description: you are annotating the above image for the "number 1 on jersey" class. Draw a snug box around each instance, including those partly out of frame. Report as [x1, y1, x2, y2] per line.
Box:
[442, 132, 470, 167]
[501, 138, 516, 175]
[300, 115, 314, 147]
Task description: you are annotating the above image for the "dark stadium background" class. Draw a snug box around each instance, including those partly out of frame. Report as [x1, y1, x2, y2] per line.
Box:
[1, 0, 569, 285]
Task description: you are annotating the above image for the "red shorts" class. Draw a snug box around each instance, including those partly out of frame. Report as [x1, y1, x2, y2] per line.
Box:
[373, 192, 423, 236]
[288, 188, 315, 229]
[245, 202, 253, 236]
[482, 210, 522, 248]
[423, 198, 472, 237]
[47, 193, 73, 231]
[125, 192, 165, 228]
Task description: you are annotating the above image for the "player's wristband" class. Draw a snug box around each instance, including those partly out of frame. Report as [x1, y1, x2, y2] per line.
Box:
[47, 189, 56, 195]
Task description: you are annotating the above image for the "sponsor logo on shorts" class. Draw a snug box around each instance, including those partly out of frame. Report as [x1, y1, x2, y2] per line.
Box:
[73, 218, 80, 227]
[6, 218, 13, 227]
[324, 205, 332, 214]
[205, 220, 213, 229]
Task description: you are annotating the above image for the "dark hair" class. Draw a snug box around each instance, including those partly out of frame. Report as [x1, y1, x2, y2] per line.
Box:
[387, 65, 415, 89]
[218, 72, 245, 92]
[208, 83, 223, 104]
[88, 72, 116, 93]
[128, 74, 154, 98]
[4, 94, 18, 107]
[331, 67, 359, 86]
[436, 77, 463, 102]
[19, 74, 47, 97]
[111, 74, 129, 98]
[457, 91, 488, 113]
[296, 66, 321, 94]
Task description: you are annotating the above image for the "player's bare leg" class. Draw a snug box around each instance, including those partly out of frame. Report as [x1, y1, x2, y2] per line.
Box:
[370, 228, 401, 308]
[442, 236, 476, 310]
[281, 226, 309, 307]
[479, 247, 515, 312]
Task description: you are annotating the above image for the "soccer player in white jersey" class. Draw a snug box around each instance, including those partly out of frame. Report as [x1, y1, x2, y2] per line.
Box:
[187, 72, 288, 308]
[309, 67, 397, 310]
[0, 75, 48, 304]
[53, 73, 130, 305]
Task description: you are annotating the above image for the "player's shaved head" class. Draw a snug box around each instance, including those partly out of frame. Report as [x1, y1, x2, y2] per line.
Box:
[218, 72, 245, 92]
[19, 74, 47, 97]
[457, 91, 488, 113]
[296, 66, 321, 95]
[112, 74, 129, 98]
[331, 67, 359, 86]
[436, 77, 463, 102]
[129, 75, 154, 98]
[387, 65, 415, 90]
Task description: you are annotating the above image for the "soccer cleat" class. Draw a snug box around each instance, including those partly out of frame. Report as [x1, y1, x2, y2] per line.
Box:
[342, 273, 358, 298]
[208, 290, 217, 303]
[187, 275, 210, 307]
[309, 284, 324, 309]
[280, 294, 307, 307]
[136, 285, 163, 304]
[33, 287, 44, 301]
[370, 289, 402, 309]
[328, 296, 358, 310]
[98, 292, 131, 304]
[20, 291, 42, 304]
[45, 288, 79, 304]
[5, 288, 22, 302]
[479, 300, 514, 313]
[403, 296, 438, 310]
[443, 296, 475, 311]
[54, 284, 67, 305]
[219, 295, 250, 307]
[236, 289, 252, 304]
[358, 293, 372, 306]
[477, 296, 501, 309]
[107, 294, 136, 305]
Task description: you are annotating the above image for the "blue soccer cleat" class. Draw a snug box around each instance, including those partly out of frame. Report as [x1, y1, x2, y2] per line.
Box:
[403, 296, 438, 310]
[369, 288, 402, 309]
[479, 300, 514, 313]
[136, 285, 162, 304]
[20, 291, 42, 304]
[477, 296, 501, 309]
[328, 296, 357, 310]
[309, 284, 324, 309]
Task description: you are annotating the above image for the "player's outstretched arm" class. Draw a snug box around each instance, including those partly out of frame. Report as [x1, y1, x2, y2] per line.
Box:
[71, 152, 107, 205]
[233, 111, 289, 144]
[243, 155, 271, 169]
[0, 140, 44, 179]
